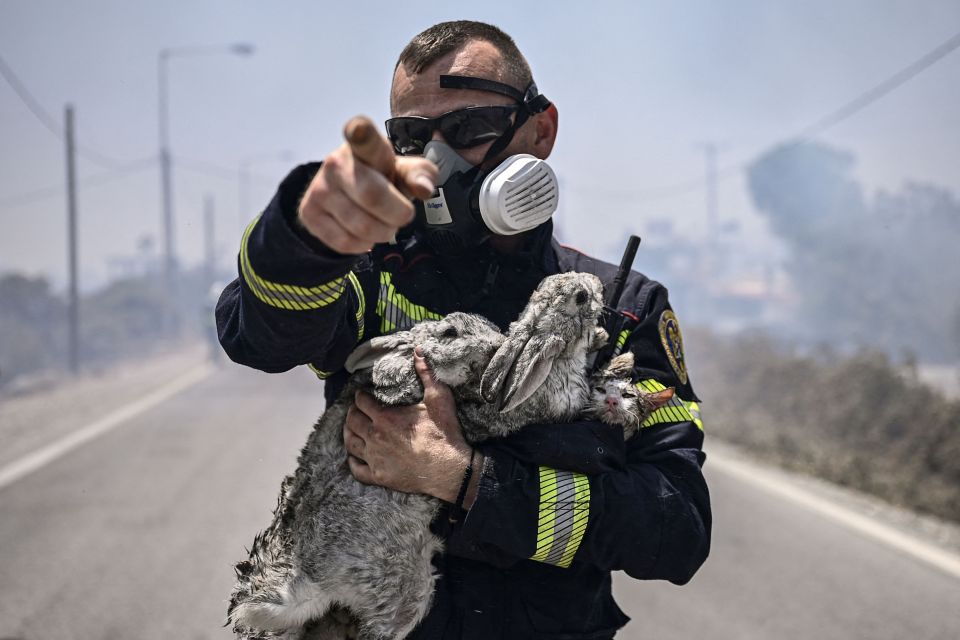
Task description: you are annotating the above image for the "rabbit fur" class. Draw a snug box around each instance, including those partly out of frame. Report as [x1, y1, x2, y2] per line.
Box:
[228, 272, 606, 640]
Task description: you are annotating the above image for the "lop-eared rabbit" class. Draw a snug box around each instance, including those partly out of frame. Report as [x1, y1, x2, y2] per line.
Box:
[229, 273, 606, 640]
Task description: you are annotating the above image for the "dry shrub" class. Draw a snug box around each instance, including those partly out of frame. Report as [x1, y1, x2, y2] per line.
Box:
[687, 330, 960, 523]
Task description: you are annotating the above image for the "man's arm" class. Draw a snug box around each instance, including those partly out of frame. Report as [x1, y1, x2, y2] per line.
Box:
[446, 419, 709, 584]
[215, 162, 367, 373]
[217, 117, 437, 373]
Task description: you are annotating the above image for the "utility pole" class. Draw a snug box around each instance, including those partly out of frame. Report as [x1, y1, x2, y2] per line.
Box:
[157, 43, 255, 336]
[64, 105, 80, 374]
[203, 194, 215, 287]
[157, 51, 179, 336]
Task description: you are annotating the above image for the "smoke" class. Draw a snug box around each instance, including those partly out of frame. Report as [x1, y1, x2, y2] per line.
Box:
[747, 141, 960, 362]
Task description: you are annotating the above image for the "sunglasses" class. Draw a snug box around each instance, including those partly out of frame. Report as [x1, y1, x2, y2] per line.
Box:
[385, 105, 519, 156]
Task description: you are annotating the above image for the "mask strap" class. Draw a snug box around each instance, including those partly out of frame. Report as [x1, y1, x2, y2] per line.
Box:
[481, 110, 529, 163]
[439, 74, 552, 163]
[439, 75, 525, 101]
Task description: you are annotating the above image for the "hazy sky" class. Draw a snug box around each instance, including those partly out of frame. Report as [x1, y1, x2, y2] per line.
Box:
[1, 0, 958, 290]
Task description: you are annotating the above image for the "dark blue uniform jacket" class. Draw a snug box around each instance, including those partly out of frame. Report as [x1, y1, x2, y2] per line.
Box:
[216, 163, 712, 639]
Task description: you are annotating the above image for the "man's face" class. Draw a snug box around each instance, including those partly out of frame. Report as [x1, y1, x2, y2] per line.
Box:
[390, 39, 541, 169]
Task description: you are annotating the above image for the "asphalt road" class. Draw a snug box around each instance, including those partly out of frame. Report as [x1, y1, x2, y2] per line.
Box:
[0, 363, 957, 639]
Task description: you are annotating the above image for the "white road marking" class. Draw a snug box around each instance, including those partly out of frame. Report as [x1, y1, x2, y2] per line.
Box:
[709, 450, 960, 580]
[0, 363, 214, 491]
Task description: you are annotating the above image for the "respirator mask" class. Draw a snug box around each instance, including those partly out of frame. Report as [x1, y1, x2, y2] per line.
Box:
[385, 75, 559, 254]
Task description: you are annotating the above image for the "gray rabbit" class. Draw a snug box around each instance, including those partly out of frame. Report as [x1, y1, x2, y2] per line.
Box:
[228, 272, 605, 640]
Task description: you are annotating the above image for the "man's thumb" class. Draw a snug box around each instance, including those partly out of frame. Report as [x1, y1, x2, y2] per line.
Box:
[414, 346, 438, 390]
[395, 159, 438, 200]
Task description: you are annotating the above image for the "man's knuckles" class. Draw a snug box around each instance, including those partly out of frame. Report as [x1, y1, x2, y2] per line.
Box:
[307, 215, 369, 254]
[352, 174, 415, 225]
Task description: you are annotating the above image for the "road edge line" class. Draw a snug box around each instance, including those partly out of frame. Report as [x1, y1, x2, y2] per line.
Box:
[708, 451, 960, 580]
[0, 363, 214, 491]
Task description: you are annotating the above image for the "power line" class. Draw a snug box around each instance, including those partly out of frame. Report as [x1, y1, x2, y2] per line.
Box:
[797, 29, 960, 140]
[574, 28, 960, 205]
[175, 155, 277, 186]
[0, 156, 157, 210]
[0, 154, 280, 212]
[0, 51, 127, 170]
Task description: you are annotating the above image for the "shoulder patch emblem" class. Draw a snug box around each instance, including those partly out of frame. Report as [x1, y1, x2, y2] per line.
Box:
[658, 310, 688, 385]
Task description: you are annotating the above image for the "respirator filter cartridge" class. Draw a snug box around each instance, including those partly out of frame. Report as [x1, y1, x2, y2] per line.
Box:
[477, 154, 559, 236]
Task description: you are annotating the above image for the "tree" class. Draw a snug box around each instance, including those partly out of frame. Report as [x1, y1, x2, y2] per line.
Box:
[747, 141, 960, 361]
[0, 273, 65, 383]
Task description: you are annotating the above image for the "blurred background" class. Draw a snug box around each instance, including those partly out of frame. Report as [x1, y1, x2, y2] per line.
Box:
[1, 1, 958, 638]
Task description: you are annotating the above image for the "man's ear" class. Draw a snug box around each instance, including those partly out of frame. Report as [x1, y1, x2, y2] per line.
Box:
[531, 103, 558, 159]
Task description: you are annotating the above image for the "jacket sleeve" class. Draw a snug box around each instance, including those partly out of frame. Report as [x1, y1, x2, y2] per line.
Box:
[444, 284, 711, 585]
[216, 162, 369, 375]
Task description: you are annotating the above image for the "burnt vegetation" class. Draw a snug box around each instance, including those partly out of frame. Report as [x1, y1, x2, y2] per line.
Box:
[690, 329, 960, 524]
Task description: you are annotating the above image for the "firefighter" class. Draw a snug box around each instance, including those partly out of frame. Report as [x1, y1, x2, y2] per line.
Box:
[217, 20, 710, 639]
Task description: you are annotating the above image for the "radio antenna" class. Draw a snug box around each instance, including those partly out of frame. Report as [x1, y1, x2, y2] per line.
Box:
[606, 235, 641, 309]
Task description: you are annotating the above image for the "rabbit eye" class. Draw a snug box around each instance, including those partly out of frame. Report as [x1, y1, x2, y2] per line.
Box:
[623, 390, 637, 398]
[441, 326, 458, 338]
[575, 290, 588, 305]
[594, 386, 606, 394]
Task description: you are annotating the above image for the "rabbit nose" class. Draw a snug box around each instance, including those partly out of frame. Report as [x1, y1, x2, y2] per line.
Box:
[605, 396, 618, 408]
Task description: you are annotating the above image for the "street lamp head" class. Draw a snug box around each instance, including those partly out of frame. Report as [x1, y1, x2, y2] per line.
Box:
[230, 43, 256, 57]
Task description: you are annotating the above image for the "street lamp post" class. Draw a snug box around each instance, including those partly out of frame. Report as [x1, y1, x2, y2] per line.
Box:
[157, 43, 254, 331]
[238, 151, 293, 236]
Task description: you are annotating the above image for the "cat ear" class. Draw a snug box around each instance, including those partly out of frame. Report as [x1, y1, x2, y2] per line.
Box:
[649, 387, 675, 410]
[604, 352, 635, 378]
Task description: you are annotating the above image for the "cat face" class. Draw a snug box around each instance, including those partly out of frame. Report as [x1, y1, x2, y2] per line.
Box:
[589, 377, 646, 427]
[586, 351, 676, 438]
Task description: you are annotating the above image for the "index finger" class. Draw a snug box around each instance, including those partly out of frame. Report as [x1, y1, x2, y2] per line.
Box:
[353, 389, 381, 416]
[344, 116, 397, 179]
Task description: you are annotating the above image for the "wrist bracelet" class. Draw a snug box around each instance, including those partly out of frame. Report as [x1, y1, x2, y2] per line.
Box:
[449, 450, 475, 523]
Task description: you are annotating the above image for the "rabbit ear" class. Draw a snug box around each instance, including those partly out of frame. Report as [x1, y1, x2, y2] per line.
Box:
[483, 335, 565, 413]
[344, 334, 407, 372]
[500, 335, 565, 413]
[480, 336, 524, 403]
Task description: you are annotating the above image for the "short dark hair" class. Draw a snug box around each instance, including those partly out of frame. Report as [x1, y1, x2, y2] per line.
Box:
[395, 20, 533, 90]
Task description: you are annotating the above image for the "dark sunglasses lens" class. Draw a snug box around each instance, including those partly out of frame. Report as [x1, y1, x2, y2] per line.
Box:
[386, 119, 431, 155]
[386, 106, 516, 155]
[442, 107, 515, 149]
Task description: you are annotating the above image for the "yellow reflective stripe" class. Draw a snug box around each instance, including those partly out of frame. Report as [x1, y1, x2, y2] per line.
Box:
[376, 271, 443, 334]
[240, 216, 348, 310]
[307, 363, 332, 380]
[530, 466, 590, 569]
[638, 378, 667, 392]
[608, 328, 632, 357]
[304, 274, 365, 379]
[347, 271, 365, 343]
[559, 473, 591, 568]
[530, 467, 557, 563]
[688, 401, 704, 430]
[636, 379, 705, 431]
